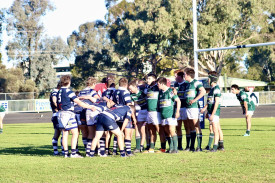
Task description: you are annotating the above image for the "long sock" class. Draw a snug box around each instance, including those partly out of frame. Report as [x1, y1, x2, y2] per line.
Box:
[196, 133, 202, 149]
[178, 136, 182, 149]
[82, 137, 87, 149]
[86, 139, 92, 156]
[169, 137, 174, 152]
[213, 144, 218, 150]
[76, 141, 79, 152]
[120, 150, 126, 157]
[52, 138, 59, 155]
[161, 142, 166, 150]
[136, 136, 141, 150]
[199, 133, 202, 148]
[146, 138, 150, 150]
[150, 142, 155, 149]
[190, 131, 196, 150]
[64, 150, 69, 157]
[71, 149, 76, 156]
[125, 139, 132, 155]
[140, 145, 144, 151]
[113, 136, 118, 154]
[246, 130, 250, 135]
[207, 133, 214, 147]
[60, 136, 64, 155]
[89, 150, 95, 157]
[99, 138, 106, 156]
[218, 140, 224, 148]
[173, 135, 178, 151]
[186, 134, 191, 148]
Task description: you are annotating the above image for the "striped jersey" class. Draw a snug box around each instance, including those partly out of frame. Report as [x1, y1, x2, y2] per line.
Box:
[159, 87, 178, 119]
[57, 87, 77, 111]
[147, 84, 159, 112]
[79, 87, 98, 105]
[207, 85, 221, 116]
[101, 105, 132, 121]
[174, 81, 188, 108]
[112, 87, 132, 106]
[236, 90, 255, 113]
[102, 88, 116, 100]
[184, 79, 203, 108]
[130, 90, 148, 113]
[50, 89, 59, 113]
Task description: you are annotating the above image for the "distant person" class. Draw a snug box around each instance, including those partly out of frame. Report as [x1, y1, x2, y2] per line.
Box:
[0, 103, 6, 134]
[244, 87, 259, 107]
[231, 84, 255, 136]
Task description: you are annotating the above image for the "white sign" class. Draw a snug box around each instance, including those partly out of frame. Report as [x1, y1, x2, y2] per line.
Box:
[221, 92, 259, 107]
[35, 99, 51, 112]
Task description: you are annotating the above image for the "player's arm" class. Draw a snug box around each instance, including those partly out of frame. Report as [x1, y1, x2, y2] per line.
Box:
[243, 101, 248, 116]
[73, 98, 96, 111]
[174, 97, 181, 119]
[190, 87, 206, 105]
[78, 95, 97, 103]
[52, 96, 58, 112]
[200, 103, 208, 113]
[209, 97, 220, 121]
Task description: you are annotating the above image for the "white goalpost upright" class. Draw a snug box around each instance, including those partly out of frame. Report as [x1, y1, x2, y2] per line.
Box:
[192, 0, 275, 79]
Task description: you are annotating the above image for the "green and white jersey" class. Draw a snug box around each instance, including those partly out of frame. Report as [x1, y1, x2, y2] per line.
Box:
[207, 85, 221, 116]
[159, 87, 178, 119]
[174, 81, 188, 108]
[130, 90, 148, 111]
[236, 90, 255, 113]
[147, 84, 159, 112]
[184, 79, 203, 109]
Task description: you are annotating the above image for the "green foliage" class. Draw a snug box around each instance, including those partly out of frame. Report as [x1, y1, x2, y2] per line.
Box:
[68, 21, 116, 89]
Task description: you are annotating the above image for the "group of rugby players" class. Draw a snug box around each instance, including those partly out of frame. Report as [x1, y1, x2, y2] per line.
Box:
[50, 67, 225, 158]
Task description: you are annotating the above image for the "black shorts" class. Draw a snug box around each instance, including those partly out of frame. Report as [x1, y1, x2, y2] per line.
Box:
[96, 114, 119, 131]
[51, 116, 59, 129]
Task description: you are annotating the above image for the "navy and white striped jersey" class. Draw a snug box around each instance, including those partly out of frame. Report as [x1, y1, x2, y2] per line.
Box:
[112, 87, 132, 106]
[102, 105, 132, 121]
[50, 89, 59, 113]
[79, 87, 98, 105]
[57, 87, 77, 111]
[102, 88, 116, 100]
[93, 102, 107, 112]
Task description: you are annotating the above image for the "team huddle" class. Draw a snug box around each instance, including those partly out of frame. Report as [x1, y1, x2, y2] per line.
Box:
[50, 67, 254, 158]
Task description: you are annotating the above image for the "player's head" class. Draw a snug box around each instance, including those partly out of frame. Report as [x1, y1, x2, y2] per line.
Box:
[176, 71, 184, 83]
[184, 68, 195, 81]
[56, 81, 61, 89]
[60, 75, 71, 87]
[107, 73, 116, 88]
[86, 77, 97, 88]
[208, 71, 218, 85]
[119, 77, 128, 88]
[128, 80, 138, 94]
[231, 84, 240, 94]
[157, 77, 167, 90]
[147, 73, 157, 85]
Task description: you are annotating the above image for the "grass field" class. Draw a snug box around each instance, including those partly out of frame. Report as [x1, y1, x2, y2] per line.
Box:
[0, 118, 274, 183]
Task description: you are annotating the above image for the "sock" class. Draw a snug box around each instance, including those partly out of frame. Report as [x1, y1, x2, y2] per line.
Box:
[120, 150, 126, 157]
[64, 150, 69, 157]
[76, 142, 79, 152]
[169, 137, 174, 152]
[86, 139, 92, 156]
[200, 133, 203, 148]
[246, 130, 250, 135]
[207, 133, 214, 147]
[99, 138, 106, 156]
[178, 136, 182, 149]
[213, 144, 218, 150]
[161, 142, 166, 150]
[150, 142, 155, 149]
[190, 131, 196, 150]
[113, 136, 118, 154]
[82, 137, 87, 149]
[89, 150, 95, 157]
[196, 133, 202, 149]
[105, 148, 109, 154]
[60, 136, 64, 155]
[146, 138, 150, 150]
[186, 134, 191, 148]
[218, 140, 224, 148]
[71, 149, 76, 156]
[136, 136, 141, 150]
[173, 135, 178, 151]
[140, 145, 144, 151]
[125, 139, 132, 155]
[52, 138, 59, 155]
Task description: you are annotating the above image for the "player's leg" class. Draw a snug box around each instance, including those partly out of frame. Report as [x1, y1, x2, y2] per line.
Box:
[176, 120, 183, 150]
[217, 123, 224, 150]
[124, 125, 133, 156]
[61, 130, 69, 157]
[111, 128, 126, 157]
[89, 131, 104, 157]
[244, 114, 252, 136]
[86, 125, 96, 156]
[205, 124, 214, 150]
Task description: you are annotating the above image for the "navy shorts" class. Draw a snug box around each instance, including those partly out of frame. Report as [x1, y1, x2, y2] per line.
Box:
[51, 116, 59, 129]
[117, 120, 134, 129]
[96, 114, 119, 131]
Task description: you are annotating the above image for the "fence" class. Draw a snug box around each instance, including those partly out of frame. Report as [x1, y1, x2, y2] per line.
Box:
[1, 91, 275, 113]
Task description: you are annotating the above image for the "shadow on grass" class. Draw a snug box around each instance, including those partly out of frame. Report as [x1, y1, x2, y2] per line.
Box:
[0, 145, 53, 156]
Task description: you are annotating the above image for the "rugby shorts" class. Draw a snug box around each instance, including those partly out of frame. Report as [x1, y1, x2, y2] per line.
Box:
[96, 114, 119, 131]
[147, 111, 161, 125]
[58, 111, 78, 130]
[161, 118, 178, 126]
[186, 108, 199, 120]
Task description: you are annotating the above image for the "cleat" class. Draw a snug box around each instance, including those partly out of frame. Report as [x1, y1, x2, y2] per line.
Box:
[99, 154, 108, 157]
[184, 147, 190, 151]
[53, 152, 62, 156]
[196, 147, 202, 152]
[243, 133, 250, 136]
[189, 148, 195, 152]
[133, 149, 141, 153]
[155, 149, 166, 153]
[210, 149, 217, 152]
[70, 154, 83, 158]
[218, 147, 225, 151]
[178, 147, 184, 151]
[64, 154, 70, 158]
[126, 153, 135, 157]
[142, 148, 154, 153]
[204, 146, 210, 151]
[170, 150, 178, 154]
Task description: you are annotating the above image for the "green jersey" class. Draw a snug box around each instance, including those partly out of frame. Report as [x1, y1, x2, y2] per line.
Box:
[130, 90, 148, 111]
[236, 90, 255, 113]
[207, 85, 221, 116]
[147, 84, 159, 112]
[184, 79, 203, 108]
[174, 81, 188, 108]
[159, 87, 178, 119]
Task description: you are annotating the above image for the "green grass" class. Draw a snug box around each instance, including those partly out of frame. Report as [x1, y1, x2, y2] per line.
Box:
[0, 118, 275, 183]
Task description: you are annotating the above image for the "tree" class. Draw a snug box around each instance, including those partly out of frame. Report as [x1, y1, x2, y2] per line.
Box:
[68, 21, 116, 89]
[0, 9, 4, 64]
[5, 0, 69, 90]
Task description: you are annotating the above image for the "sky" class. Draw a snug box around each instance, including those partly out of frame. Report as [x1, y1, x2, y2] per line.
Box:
[0, 0, 107, 67]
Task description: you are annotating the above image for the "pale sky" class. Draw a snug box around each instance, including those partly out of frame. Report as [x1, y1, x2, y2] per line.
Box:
[0, 0, 107, 67]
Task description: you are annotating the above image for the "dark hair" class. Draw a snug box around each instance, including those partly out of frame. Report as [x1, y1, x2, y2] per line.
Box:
[60, 75, 71, 87]
[177, 71, 184, 78]
[158, 77, 167, 85]
[57, 82, 61, 89]
[119, 78, 128, 87]
[231, 84, 239, 90]
[208, 71, 218, 77]
[184, 68, 195, 79]
[147, 73, 157, 80]
[86, 77, 97, 86]
[129, 80, 137, 87]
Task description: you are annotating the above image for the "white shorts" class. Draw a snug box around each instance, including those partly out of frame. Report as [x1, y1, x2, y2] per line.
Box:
[147, 111, 161, 125]
[58, 111, 78, 130]
[208, 114, 220, 124]
[177, 108, 187, 120]
[86, 109, 100, 126]
[137, 110, 148, 122]
[0, 112, 5, 118]
[161, 118, 178, 126]
[186, 108, 199, 120]
[245, 111, 254, 116]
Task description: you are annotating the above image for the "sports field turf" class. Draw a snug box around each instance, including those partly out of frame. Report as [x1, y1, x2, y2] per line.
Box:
[0, 118, 274, 183]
